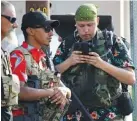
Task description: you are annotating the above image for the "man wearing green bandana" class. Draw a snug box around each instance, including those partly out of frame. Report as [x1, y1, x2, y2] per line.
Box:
[53, 3, 136, 121]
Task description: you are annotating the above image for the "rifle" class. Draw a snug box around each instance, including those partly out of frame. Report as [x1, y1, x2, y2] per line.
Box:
[42, 47, 94, 121]
[40, 47, 71, 121]
[69, 91, 94, 121]
[19, 74, 70, 121]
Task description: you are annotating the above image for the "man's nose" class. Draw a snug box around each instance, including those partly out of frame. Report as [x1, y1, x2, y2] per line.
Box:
[12, 21, 18, 28]
[84, 27, 89, 33]
[49, 30, 54, 36]
[83, 26, 89, 33]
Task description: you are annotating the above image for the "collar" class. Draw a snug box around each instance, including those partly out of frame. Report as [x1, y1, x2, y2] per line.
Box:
[22, 41, 46, 63]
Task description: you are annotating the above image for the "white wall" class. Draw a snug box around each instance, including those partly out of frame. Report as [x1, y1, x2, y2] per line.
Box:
[10, 1, 26, 45]
[124, 1, 130, 42]
[51, 1, 121, 36]
[51, 0, 130, 41]
[10, 0, 130, 44]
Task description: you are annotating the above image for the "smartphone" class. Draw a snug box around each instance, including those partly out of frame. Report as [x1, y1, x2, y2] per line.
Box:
[73, 42, 89, 55]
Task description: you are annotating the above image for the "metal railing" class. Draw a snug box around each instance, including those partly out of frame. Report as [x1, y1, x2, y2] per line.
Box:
[130, 1, 137, 121]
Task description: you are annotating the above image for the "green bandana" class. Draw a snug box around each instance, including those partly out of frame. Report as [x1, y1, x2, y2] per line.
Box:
[75, 3, 98, 21]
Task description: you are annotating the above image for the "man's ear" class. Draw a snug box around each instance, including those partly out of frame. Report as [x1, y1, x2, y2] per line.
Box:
[97, 17, 100, 26]
[26, 27, 34, 36]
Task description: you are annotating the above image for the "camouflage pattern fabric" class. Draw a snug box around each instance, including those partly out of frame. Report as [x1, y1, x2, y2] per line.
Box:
[38, 69, 70, 121]
[53, 29, 134, 121]
[15, 46, 70, 121]
[1, 48, 20, 107]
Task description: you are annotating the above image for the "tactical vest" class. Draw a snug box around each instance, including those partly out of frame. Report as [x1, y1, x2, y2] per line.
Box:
[1, 48, 20, 107]
[62, 30, 122, 108]
[14, 46, 69, 121]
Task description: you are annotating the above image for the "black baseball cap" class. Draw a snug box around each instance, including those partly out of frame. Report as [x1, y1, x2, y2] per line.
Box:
[21, 11, 60, 31]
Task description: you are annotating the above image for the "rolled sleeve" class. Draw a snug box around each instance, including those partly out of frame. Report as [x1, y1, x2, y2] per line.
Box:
[53, 42, 66, 65]
[111, 37, 135, 69]
[10, 50, 28, 82]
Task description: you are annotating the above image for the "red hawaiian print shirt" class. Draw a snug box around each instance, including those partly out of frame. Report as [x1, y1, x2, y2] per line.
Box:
[10, 41, 46, 82]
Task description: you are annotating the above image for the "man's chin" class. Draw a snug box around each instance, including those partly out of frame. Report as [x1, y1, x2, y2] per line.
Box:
[43, 43, 50, 47]
[82, 38, 91, 41]
[1, 29, 18, 52]
[81, 35, 92, 41]
[44, 39, 51, 45]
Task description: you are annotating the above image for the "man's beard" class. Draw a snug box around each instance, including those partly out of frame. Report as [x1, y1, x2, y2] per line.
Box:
[1, 28, 18, 53]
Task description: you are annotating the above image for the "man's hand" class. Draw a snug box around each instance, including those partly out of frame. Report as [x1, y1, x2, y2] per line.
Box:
[50, 87, 68, 105]
[85, 52, 104, 68]
[68, 51, 86, 66]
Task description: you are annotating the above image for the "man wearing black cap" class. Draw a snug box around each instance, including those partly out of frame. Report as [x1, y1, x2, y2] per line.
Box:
[10, 11, 71, 121]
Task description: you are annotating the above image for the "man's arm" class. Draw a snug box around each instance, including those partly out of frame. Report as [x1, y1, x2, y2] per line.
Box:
[53, 38, 86, 73]
[53, 41, 72, 73]
[85, 36, 136, 85]
[59, 81, 71, 98]
[99, 60, 135, 85]
[55, 58, 72, 73]
[10, 50, 55, 101]
[55, 51, 86, 73]
[10, 50, 68, 104]
[85, 50, 135, 85]
[19, 82, 54, 101]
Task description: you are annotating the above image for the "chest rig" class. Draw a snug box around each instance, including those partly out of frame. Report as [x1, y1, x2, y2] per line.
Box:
[15, 47, 69, 121]
[1, 48, 20, 107]
[62, 30, 122, 108]
[16, 46, 60, 88]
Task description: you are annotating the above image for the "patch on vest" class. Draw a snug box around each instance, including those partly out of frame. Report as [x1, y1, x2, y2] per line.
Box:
[1, 49, 20, 106]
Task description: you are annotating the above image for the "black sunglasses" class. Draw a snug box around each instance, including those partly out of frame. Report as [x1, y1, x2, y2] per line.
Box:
[31, 25, 53, 33]
[1, 15, 16, 24]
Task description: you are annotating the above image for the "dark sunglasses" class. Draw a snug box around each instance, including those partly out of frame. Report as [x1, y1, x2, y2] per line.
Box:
[1, 15, 16, 24]
[31, 25, 53, 33]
